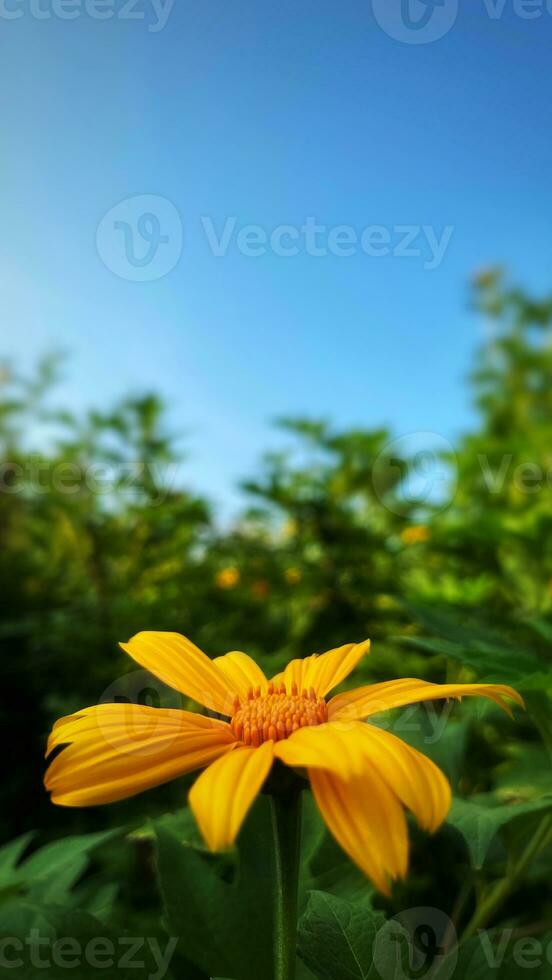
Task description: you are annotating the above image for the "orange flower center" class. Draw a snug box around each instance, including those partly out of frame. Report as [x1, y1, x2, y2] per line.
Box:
[231, 682, 328, 746]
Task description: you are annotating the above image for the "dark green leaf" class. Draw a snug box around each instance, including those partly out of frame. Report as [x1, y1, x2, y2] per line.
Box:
[154, 797, 275, 980]
[22, 830, 120, 904]
[297, 890, 385, 980]
[447, 796, 552, 868]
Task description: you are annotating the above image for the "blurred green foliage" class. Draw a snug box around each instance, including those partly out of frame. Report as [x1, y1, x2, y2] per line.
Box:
[1, 271, 551, 979]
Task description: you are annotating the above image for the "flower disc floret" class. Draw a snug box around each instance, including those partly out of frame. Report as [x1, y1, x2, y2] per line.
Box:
[231, 682, 328, 746]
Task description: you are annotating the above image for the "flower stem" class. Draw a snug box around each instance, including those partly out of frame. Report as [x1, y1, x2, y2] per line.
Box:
[461, 813, 552, 943]
[270, 787, 302, 980]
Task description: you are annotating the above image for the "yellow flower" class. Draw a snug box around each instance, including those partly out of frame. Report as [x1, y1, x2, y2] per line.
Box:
[45, 634, 522, 894]
[401, 524, 430, 545]
[215, 566, 240, 589]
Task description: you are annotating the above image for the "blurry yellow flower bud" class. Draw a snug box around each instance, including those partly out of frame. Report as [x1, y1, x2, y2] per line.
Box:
[215, 566, 240, 589]
[400, 525, 430, 545]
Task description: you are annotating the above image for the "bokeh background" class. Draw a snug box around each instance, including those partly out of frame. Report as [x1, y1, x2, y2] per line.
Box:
[2, 5, 552, 979]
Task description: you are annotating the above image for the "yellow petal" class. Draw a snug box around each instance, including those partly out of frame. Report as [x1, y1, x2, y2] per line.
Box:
[270, 654, 319, 694]
[270, 640, 370, 697]
[305, 640, 371, 697]
[120, 632, 235, 714]
[213, 651, 269, 699]
[309, 763, 408, 895]
[274, 719, 450, 833]
[329, 678, 524, 722]
[273, 721, 369, 777]
[45, 703, 235, 807]
[354, 724, 451, 832]
[189, 741, 274, 851]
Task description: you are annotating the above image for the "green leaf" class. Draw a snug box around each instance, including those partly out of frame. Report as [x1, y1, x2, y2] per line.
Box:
[447, 796, 552, 868]
[0, 829, 121, 909]
[300, 793, 327, 871]
[154, 798, 275, 980]
[495, 744, 552, 800]
[0, 832, 35, 877]
[0, 832, 35, 896]
[0, 899, 56, 940]
[21, 830, 120, 904]
[297, 890, 385, 980]
[154, 821, 231, 978]
[400, 603, 544, 680]
[71, 880, 119, 923]
[517, 675, 552, 760]
[524, 617, 552, 644]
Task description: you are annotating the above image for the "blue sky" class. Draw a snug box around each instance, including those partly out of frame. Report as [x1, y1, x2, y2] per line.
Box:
[2, 1, 552, 513]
